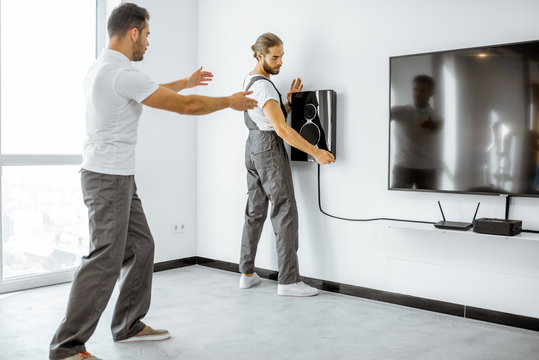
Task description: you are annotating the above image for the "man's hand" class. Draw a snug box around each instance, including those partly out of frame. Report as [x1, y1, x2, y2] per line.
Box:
[186, 66, 214, 88]
[419, 115, 440, 131]
[228, 91, 258, 111]
[287, 77, 304, 104]
[313, 148, 335, 165]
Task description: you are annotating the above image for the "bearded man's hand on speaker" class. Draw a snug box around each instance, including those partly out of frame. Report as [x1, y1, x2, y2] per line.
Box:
[287, 77, 304, 105]
[313, 148, 335, 165]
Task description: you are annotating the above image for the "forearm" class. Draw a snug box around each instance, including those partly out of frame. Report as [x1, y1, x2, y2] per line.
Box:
[160, 78, 189, 93]
[275, 124, 317, 156]
[179, 95, 229, 115]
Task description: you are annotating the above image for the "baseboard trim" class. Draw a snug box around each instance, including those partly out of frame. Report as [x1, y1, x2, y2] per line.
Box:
[156, 256, 539, 332]
[465, 306, 539, 332]
[153, 257, 197, 272]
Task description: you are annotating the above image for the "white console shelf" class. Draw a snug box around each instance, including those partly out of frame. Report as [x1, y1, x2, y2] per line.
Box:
[381, 219, 539, 280]
[382, 220, 539, 242]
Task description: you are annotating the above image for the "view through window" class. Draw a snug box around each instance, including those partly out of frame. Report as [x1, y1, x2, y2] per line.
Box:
[1, 0, 97, 281]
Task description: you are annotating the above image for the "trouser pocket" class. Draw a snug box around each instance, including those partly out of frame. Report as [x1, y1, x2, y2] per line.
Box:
[250, 131, 277, 170]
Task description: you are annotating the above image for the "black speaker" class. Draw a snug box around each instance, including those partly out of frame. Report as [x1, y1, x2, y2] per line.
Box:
[290, 90, 337, 162]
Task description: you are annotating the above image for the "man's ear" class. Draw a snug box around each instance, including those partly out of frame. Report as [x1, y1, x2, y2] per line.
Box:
[128, 27, 139, 43]
[256, 52, 263, 63]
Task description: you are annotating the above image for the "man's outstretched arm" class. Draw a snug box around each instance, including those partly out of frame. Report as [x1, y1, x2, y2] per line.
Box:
[160, 67, 213, 93]
[142, 86, 257, 115]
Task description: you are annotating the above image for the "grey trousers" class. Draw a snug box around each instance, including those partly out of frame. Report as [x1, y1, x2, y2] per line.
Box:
[49, 170, 155, 359]
[240, 130, 301, 285]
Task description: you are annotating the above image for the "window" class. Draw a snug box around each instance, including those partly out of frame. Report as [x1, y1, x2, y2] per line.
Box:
[0, 0, 104, 292]
[1, 0, 96, 154]
[1, 166, 88, 278]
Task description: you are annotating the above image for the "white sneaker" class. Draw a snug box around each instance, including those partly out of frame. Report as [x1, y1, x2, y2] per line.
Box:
[277, 281, 319, 297]
[239, 273, 262, 289]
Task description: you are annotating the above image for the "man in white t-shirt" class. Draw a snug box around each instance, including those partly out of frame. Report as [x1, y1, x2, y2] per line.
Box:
[238, 33, 335, 297]
[391, 75, 443, 190]
[49, 4, 256, 360]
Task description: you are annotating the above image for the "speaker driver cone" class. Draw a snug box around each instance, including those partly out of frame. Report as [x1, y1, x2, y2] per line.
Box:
[303, 103, 317, 121]
[299, 122, 321, 145]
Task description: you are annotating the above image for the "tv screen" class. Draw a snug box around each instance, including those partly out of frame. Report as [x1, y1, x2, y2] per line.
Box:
[389, 40, 539, 196]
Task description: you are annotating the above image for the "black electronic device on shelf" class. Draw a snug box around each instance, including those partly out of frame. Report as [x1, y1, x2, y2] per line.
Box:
[473, 218, 522, 236]
[434, 201, 480, 231]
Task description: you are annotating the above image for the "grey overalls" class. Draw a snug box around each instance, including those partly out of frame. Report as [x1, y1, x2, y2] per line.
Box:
[239, 76, 301, 285]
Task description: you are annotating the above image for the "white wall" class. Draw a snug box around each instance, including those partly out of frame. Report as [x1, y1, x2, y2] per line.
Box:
[194, 0, 539, 317]
[132, 0, 198, 262]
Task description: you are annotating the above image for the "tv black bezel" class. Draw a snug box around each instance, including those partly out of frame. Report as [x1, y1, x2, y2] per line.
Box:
[387, 38, 539, 198]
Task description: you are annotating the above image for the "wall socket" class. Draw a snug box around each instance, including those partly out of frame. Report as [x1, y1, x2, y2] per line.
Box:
[170, 223, 186, 234]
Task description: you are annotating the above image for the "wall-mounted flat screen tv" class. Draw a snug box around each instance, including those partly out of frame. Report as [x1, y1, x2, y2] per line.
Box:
[389, 40, 539, 196]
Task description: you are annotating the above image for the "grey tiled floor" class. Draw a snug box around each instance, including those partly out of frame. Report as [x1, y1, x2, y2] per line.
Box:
[1, 265, 538, 359]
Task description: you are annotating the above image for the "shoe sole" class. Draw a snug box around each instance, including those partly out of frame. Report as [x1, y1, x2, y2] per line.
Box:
[277, 289, 319, 297]
[116, 333, 171, 343]
[239, 278, 262, 289]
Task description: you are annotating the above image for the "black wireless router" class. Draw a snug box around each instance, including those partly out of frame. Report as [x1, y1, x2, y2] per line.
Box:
[434, 201, 480, 231]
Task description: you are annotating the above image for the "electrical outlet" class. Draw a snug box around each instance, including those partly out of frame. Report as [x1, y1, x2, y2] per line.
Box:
[170, 223, 185, 234]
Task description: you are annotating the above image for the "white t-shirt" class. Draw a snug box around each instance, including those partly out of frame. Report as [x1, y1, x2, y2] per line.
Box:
[243, 74, 281, 131]
[81, 49, 159, 175]
[391, 105, 443, 169]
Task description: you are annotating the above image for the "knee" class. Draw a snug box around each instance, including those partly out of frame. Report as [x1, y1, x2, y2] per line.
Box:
[246, 209, 267, 222]
[271, 196, 298, 215]
[142, 236, 155, 255]
[128, 232, 155, 255]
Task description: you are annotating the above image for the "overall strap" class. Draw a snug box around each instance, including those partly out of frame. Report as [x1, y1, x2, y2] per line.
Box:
[244, 75, 288, 123]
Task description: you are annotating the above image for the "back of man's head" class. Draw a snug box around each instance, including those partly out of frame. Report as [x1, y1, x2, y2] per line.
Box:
[107, 3, 149, 38]
[413, 74, 435, 91]
[251, 32, 283, 59]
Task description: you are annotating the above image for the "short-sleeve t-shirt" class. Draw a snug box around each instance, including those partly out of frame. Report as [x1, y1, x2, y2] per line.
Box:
[391, 105, 444, 169]
[81, 48, 159, 175]
[243, 74, 281, 131]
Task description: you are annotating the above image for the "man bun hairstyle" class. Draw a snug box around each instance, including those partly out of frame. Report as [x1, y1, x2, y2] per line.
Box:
[107, 3, 150, 38]
[251, 32, 283, 59]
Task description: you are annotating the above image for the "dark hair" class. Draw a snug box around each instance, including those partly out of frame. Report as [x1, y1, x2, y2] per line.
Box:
[251, 33, 282, 59]
[107, 3, 150, 38]
[413, 74, 435, 90]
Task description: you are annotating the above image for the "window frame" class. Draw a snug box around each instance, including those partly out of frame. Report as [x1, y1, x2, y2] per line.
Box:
[0, 0, 112, 294]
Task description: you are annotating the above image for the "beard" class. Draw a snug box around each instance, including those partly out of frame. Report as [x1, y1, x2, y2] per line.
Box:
[132, 38, 147, 62]
[262, 58, 280, 75]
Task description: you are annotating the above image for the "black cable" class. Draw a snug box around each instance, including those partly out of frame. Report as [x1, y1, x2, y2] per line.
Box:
[317, 164, 539, 232]
[317, 165, 435, 225]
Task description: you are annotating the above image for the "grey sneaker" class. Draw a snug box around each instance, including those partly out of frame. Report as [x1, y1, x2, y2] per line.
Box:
[57, 352, 101, 360]
[116, 325, 170, 343]
[239, 273, 262, 289]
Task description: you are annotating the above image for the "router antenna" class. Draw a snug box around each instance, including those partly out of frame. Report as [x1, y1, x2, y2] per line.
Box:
[472, 202, 480, 222]
[437, 201, 446, 222]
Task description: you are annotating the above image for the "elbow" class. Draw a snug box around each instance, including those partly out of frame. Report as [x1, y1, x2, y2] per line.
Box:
[274, 125, 287, 139]
[178, 105, 192, 115]
[176, 101, 196, 115]
[171, 95, 199, 115]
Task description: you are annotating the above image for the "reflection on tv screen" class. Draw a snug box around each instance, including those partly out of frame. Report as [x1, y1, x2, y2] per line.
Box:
[389, 40, 539, 196]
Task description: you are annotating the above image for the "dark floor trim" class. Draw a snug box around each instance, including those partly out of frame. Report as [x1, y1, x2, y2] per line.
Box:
[465, 306, 539, 332]
[153, 257, 197, 272]
[157, 256, 539, 332]
[300, 275, 464, 317]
